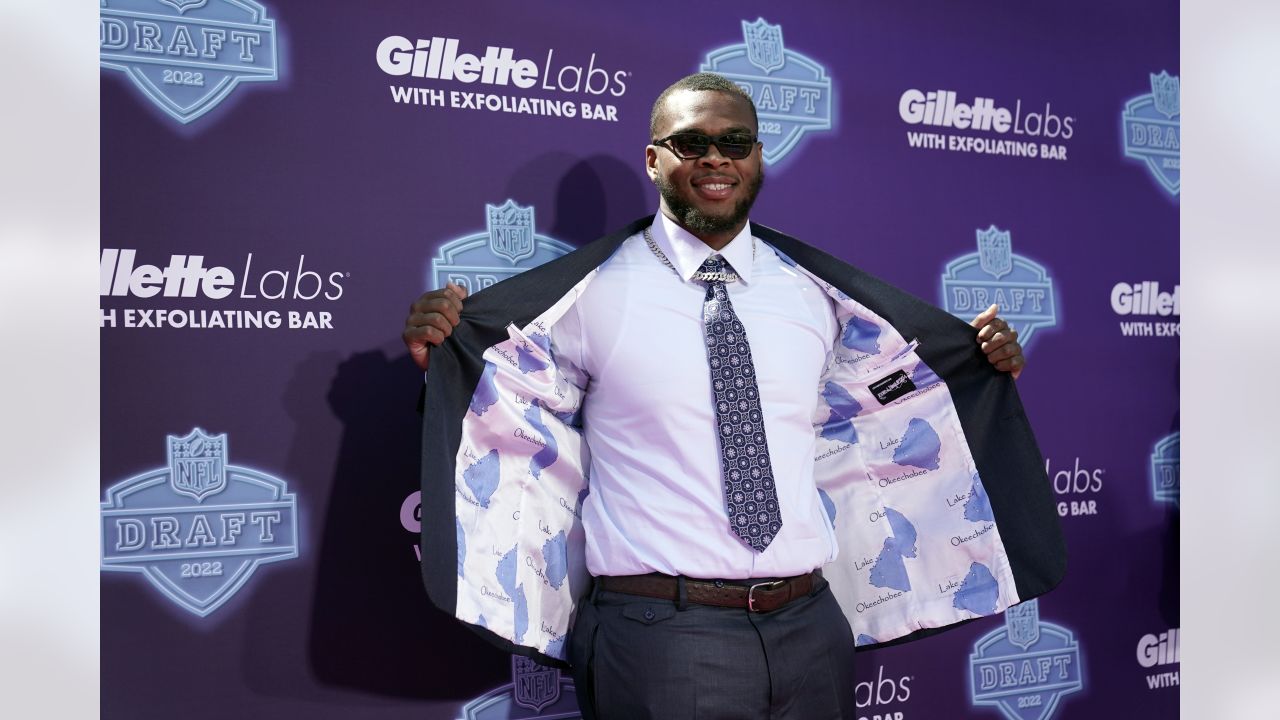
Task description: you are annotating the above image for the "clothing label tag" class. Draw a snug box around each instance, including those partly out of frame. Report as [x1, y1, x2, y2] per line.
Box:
[869, 370, 916, 405]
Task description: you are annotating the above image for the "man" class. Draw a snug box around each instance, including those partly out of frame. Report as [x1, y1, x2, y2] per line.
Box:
[404, 74, 1063, 719]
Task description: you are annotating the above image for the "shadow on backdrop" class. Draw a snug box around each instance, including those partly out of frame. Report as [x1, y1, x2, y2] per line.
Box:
[298, 155, 649, 701]
[303, 346, 510, 700]
[506, 152, 651, 244]
[237, 349, 353, 702]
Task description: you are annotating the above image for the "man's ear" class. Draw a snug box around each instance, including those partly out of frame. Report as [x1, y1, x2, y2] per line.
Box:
[645, 145, 659, 183]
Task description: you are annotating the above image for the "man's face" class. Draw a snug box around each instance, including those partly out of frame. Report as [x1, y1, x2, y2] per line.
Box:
[646, 90, 764, 239]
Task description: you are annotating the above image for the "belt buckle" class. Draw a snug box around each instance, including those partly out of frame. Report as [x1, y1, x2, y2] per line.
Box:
[747, 580, 786, 612]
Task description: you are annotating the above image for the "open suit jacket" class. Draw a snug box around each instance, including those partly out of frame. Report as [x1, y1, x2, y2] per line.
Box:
[420, 216, 1066, 669]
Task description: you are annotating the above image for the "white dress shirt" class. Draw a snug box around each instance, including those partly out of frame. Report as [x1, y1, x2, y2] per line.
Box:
[550, 213, 840, 579]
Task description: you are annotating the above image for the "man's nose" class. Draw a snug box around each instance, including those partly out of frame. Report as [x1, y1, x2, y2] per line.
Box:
[698, 142, 732, 166]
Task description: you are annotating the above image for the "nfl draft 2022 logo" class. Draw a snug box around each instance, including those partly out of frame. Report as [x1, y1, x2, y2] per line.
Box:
[941, 226, 1058, 351]
[457, 656, 582, 719]
[1150, 431, 1179, 507]
[700, 19, 833, 165]
[101, 429, 299, 616]
[430, 200, 574, 294]
[99, 0, 280, 124]
[969, 599, 1084, 720]
[1121, 71, 1180, 196]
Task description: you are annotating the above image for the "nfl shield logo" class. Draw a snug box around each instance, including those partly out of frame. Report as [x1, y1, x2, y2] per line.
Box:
[100, 0, 279, 125]
[1150, 71, 1180, 119]
[102, 428, 299, 617]
[1151, 432, 1180, 505]
[701, 18, 833, 165]
[1121, 71, 1180, 197]
[1005, 600, 1041, 651]
[487, 200, 537, 264]
[970, 598, 1083, 719]
[742, 18, 785, 73]
[430, 200, 574, 295]
[976, 226, 1013, 280]
[167, 429, 227, 502]
[512, 655, 561, 712]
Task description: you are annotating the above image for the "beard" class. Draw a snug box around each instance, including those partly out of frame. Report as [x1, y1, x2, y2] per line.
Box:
[655, 170, 764, 236]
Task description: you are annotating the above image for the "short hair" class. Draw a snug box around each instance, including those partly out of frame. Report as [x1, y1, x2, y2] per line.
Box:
[649, 72, 758, 139]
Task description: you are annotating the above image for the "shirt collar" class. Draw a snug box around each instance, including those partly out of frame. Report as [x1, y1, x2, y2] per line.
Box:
[652, 213, 755, 285]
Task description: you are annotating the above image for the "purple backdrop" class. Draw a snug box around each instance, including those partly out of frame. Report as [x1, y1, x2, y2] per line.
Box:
[101, 0, 1178, 717]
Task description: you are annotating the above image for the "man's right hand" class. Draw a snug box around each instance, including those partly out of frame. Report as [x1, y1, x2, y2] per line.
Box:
[403, 282, 468, 371]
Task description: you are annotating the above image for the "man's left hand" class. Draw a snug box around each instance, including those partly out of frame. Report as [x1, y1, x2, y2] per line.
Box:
[971, 304, 1024, 379]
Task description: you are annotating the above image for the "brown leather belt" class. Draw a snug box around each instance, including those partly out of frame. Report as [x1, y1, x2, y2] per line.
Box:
[597, 571, 821, 613]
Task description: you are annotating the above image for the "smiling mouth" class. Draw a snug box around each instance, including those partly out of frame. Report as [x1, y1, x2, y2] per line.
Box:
[693, 179, 737, 199]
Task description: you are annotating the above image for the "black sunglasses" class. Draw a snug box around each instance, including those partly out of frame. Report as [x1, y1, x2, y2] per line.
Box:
[652, 132, 759, 160]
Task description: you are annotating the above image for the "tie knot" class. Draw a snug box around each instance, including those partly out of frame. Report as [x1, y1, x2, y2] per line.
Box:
[699, 256, 727, 274]
[695, 255, 738, 286]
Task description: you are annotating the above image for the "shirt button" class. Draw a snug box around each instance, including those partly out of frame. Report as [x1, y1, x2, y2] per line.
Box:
[643, 609, 655, 621]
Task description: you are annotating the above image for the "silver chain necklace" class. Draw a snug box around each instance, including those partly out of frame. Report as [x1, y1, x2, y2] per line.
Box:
[643, 225, 755, 284]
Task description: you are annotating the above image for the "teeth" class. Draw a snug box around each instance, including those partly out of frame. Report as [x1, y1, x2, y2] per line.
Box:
[703, 183, 730, 191]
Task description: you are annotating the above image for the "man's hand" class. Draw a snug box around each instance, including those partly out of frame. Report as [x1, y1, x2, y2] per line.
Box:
[403, 282, 468, 372]
[971, 304, 1024, 379]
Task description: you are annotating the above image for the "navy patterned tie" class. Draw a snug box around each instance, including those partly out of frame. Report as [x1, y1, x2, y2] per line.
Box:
[699, 256, 782, 552]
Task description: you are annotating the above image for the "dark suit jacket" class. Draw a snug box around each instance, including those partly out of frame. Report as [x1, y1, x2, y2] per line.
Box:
[420, 216, 1066, 668]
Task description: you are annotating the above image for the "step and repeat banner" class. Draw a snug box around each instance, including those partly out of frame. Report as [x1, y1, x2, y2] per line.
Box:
[100, 1, 1178, 717]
